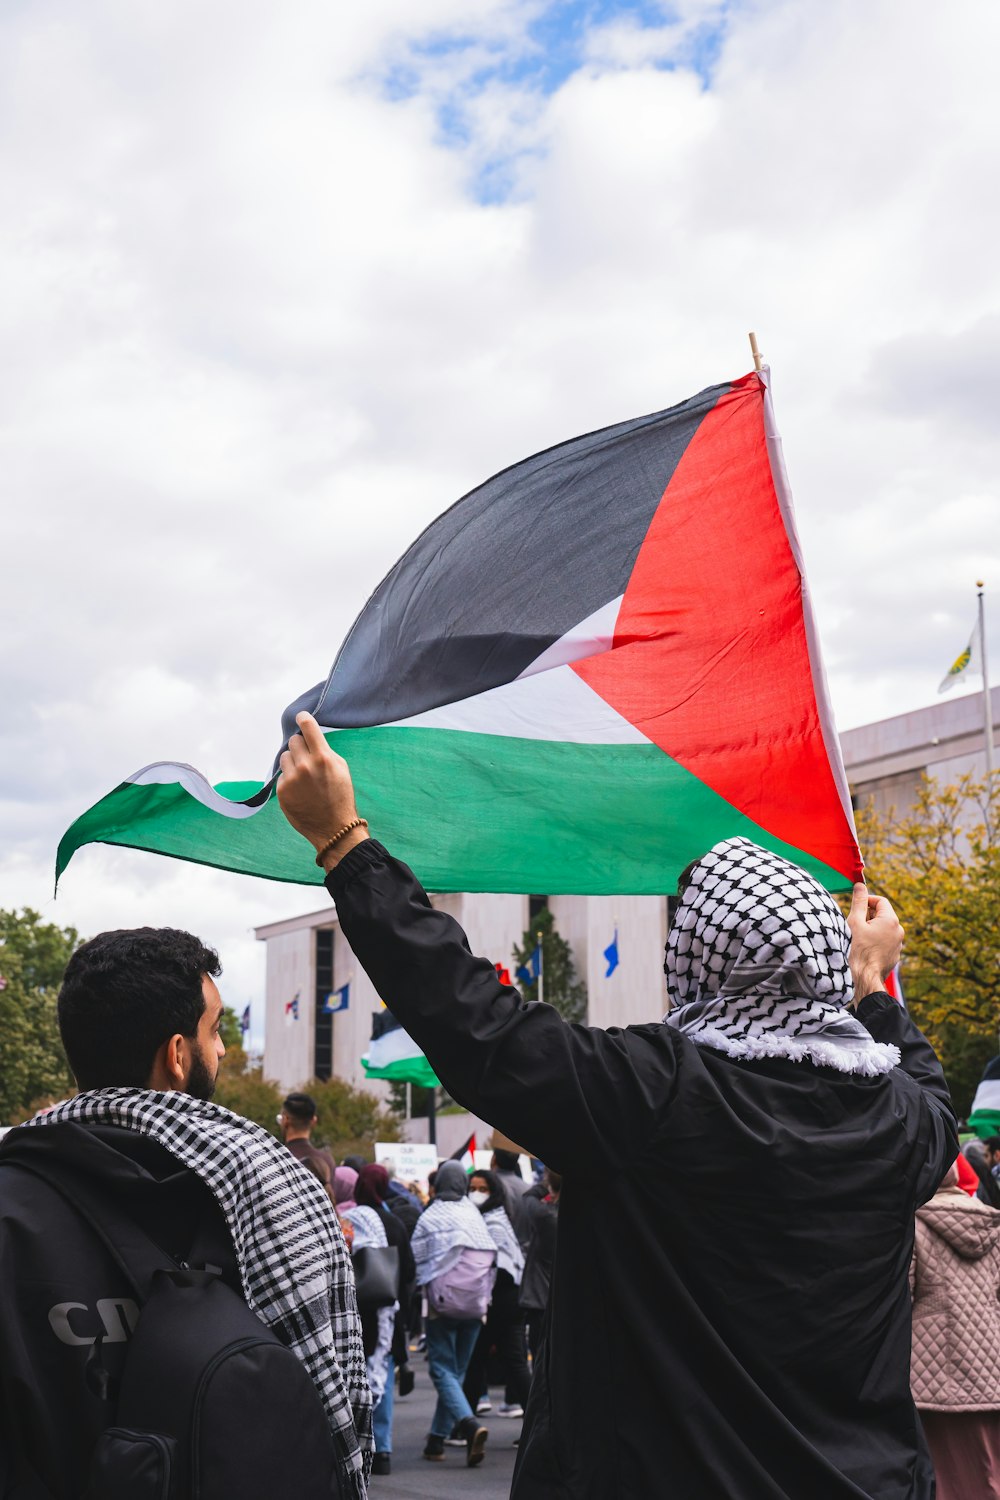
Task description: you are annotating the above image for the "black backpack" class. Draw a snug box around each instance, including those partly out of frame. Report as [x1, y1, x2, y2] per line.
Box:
[14, 1158, 344, 1500]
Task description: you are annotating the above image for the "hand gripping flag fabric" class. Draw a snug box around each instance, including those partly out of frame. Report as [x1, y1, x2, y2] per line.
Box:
[57, 367, 860, 894]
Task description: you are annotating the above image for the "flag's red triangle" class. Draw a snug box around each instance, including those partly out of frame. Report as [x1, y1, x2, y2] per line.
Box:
[574, 374, 859, 881]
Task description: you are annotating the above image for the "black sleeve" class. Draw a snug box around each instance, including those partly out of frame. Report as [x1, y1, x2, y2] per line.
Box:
[327, 840, 674, 1173]
[856, 992, 959, 1202]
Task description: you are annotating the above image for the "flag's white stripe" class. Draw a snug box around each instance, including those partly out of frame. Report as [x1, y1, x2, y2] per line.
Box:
[365, 662, 647, 744]
[366, 1028, 425, 1069]
[124, 605, 645, 826]
[516, 596, 623, 679]
[126, 762, 262, 818]
[971, 1080, 1000, 1113]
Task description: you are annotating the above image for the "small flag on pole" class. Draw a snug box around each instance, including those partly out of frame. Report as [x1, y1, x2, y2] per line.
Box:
[284, 993, 300, 1025]
[938, 629, 981, 693]
[603, 929, 619, 977]
[451, 1134, 477, 1172]
[969, 1057, 1000, 1140]
[515, 944, 542, 987]
[495, 963, 513, 986]
[362, 1007, 439, 1088]
[240, 1003, 251, 1036]
[324, 982, 350, 1014]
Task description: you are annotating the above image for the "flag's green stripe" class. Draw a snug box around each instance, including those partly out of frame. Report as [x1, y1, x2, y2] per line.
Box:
[57, 727, 848, 893]
[362, 1056, 441, 1088]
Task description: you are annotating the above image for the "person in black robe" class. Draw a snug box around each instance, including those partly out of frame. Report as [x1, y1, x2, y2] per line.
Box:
[276, 712, 958, 1500]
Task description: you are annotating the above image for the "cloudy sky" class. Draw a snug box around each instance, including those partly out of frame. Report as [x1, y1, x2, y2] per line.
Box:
[2, 0, 998, 1029]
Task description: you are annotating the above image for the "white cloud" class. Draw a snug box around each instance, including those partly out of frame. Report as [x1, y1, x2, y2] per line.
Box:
[2, 0, 999, 1020]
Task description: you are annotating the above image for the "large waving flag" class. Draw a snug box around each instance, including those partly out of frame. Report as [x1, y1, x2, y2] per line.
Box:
[57, 368, 860, 893]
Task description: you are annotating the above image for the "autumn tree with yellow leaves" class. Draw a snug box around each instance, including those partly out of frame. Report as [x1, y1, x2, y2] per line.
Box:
[854, 773, 1000, 1114]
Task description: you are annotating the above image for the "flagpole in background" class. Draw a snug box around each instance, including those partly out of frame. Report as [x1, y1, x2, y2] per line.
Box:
[977, 581, 994, 777]
[537, 930, 544, 1007]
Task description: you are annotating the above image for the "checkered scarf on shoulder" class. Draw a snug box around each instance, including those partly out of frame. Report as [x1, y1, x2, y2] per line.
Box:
[664, 838, 899, 1077]
[27, 1088, 372, 1496]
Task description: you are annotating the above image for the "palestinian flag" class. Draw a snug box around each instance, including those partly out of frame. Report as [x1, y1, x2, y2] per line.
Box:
[450, 1134, 477, 1173]
[362, 1009, 439, 1089]
[57, 368, 860, 894]
[968, 1057, 1000, 1140]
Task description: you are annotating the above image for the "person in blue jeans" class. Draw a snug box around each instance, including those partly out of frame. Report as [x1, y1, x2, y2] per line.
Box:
[411, 1161, 495, 1465]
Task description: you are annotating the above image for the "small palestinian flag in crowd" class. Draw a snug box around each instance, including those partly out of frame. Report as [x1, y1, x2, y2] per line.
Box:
[362, 1008, 439, 1089]
[969, 1057, 1000, 1140]
[57, 367, 860, 896]
[450, 1134, 477, 1173]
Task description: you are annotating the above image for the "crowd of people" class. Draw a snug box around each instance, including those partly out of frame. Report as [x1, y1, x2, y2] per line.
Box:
[0, 708, 997, 1500]
[275, 1095, 560, 1475]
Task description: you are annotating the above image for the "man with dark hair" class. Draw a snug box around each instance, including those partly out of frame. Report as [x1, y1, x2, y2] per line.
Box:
[275, 711, 958, 1500]
[0, 924, 371, 1499]
[279, 1090, 337, 1176]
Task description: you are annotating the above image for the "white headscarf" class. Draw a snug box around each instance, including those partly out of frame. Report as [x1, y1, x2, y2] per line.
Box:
[664, 838, 900, 1077]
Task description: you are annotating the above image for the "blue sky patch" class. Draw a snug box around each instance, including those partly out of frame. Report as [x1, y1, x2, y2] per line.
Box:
[376, 1, 732, 203]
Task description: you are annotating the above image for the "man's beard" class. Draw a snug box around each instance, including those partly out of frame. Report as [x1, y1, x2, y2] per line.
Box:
[185, 1048, 217, 1101]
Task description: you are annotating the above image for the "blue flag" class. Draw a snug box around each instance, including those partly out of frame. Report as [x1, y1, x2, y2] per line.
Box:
[515, 943, 542, 987]
[324, 982, 350, 1015]
[240, 1003, 251, 1036]
[603, 929, 619, 977]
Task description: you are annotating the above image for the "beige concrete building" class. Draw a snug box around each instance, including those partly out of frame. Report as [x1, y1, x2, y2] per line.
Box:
[255, 891, 669, 1096]
[257, 687, 997, 1096]
[841, 686, 998, 820]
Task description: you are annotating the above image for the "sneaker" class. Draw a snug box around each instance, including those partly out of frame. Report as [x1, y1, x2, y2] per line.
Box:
[444, 1426, 466, 1447]
[371, 1453, 391, 1475]
[423, 1435, 446, 1461]
[476, 1397, 493, 1415]
[458, 1417, 488, 1468]
[496, 1402, 524, 1419]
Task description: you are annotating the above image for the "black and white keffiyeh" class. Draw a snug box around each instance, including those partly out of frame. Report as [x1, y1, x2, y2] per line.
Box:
[664, 838, 899, 1077]
[411, 1163, 496, 1287]
[26, 1089, 372, 1497]
[483, 1206, 524, 1285]
[343, 1205, 395, 1405]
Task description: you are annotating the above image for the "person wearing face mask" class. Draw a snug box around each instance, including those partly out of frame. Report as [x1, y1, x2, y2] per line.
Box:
[462, 1169, 530, 1425]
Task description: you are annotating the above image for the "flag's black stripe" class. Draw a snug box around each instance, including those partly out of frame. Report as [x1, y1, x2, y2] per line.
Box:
[370, 1009, 401, 1042]
[276, 381, 728, 753]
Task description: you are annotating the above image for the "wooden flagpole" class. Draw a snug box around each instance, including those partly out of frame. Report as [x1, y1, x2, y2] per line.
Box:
[749, 331, 763, 372]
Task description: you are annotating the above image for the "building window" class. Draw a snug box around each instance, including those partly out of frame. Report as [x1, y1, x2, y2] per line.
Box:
[314, 929, 334, 1081]
[528, 894, 548, 922]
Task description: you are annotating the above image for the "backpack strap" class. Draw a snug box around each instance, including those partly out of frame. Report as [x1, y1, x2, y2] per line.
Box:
[8, 1156, 225, 1406]
[6, 1155, 178, 1301]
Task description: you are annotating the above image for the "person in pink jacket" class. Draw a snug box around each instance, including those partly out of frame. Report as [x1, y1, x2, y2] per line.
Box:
[910, 1161, 1000, 1498]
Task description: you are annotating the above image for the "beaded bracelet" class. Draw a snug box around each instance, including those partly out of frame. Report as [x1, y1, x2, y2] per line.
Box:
[314, 818, 369, 867]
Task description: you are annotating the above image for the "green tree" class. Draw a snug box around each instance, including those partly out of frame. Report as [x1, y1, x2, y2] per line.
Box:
[0, 909, 79, 1122]
[211, 1010, 284, 1134]
[855, 772, 1000, 1114]
[513, 907, 587, 1023]
[303, 1074, 402, 1161]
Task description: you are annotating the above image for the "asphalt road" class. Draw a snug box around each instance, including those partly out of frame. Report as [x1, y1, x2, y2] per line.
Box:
[370, 1365, 521, 1500]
